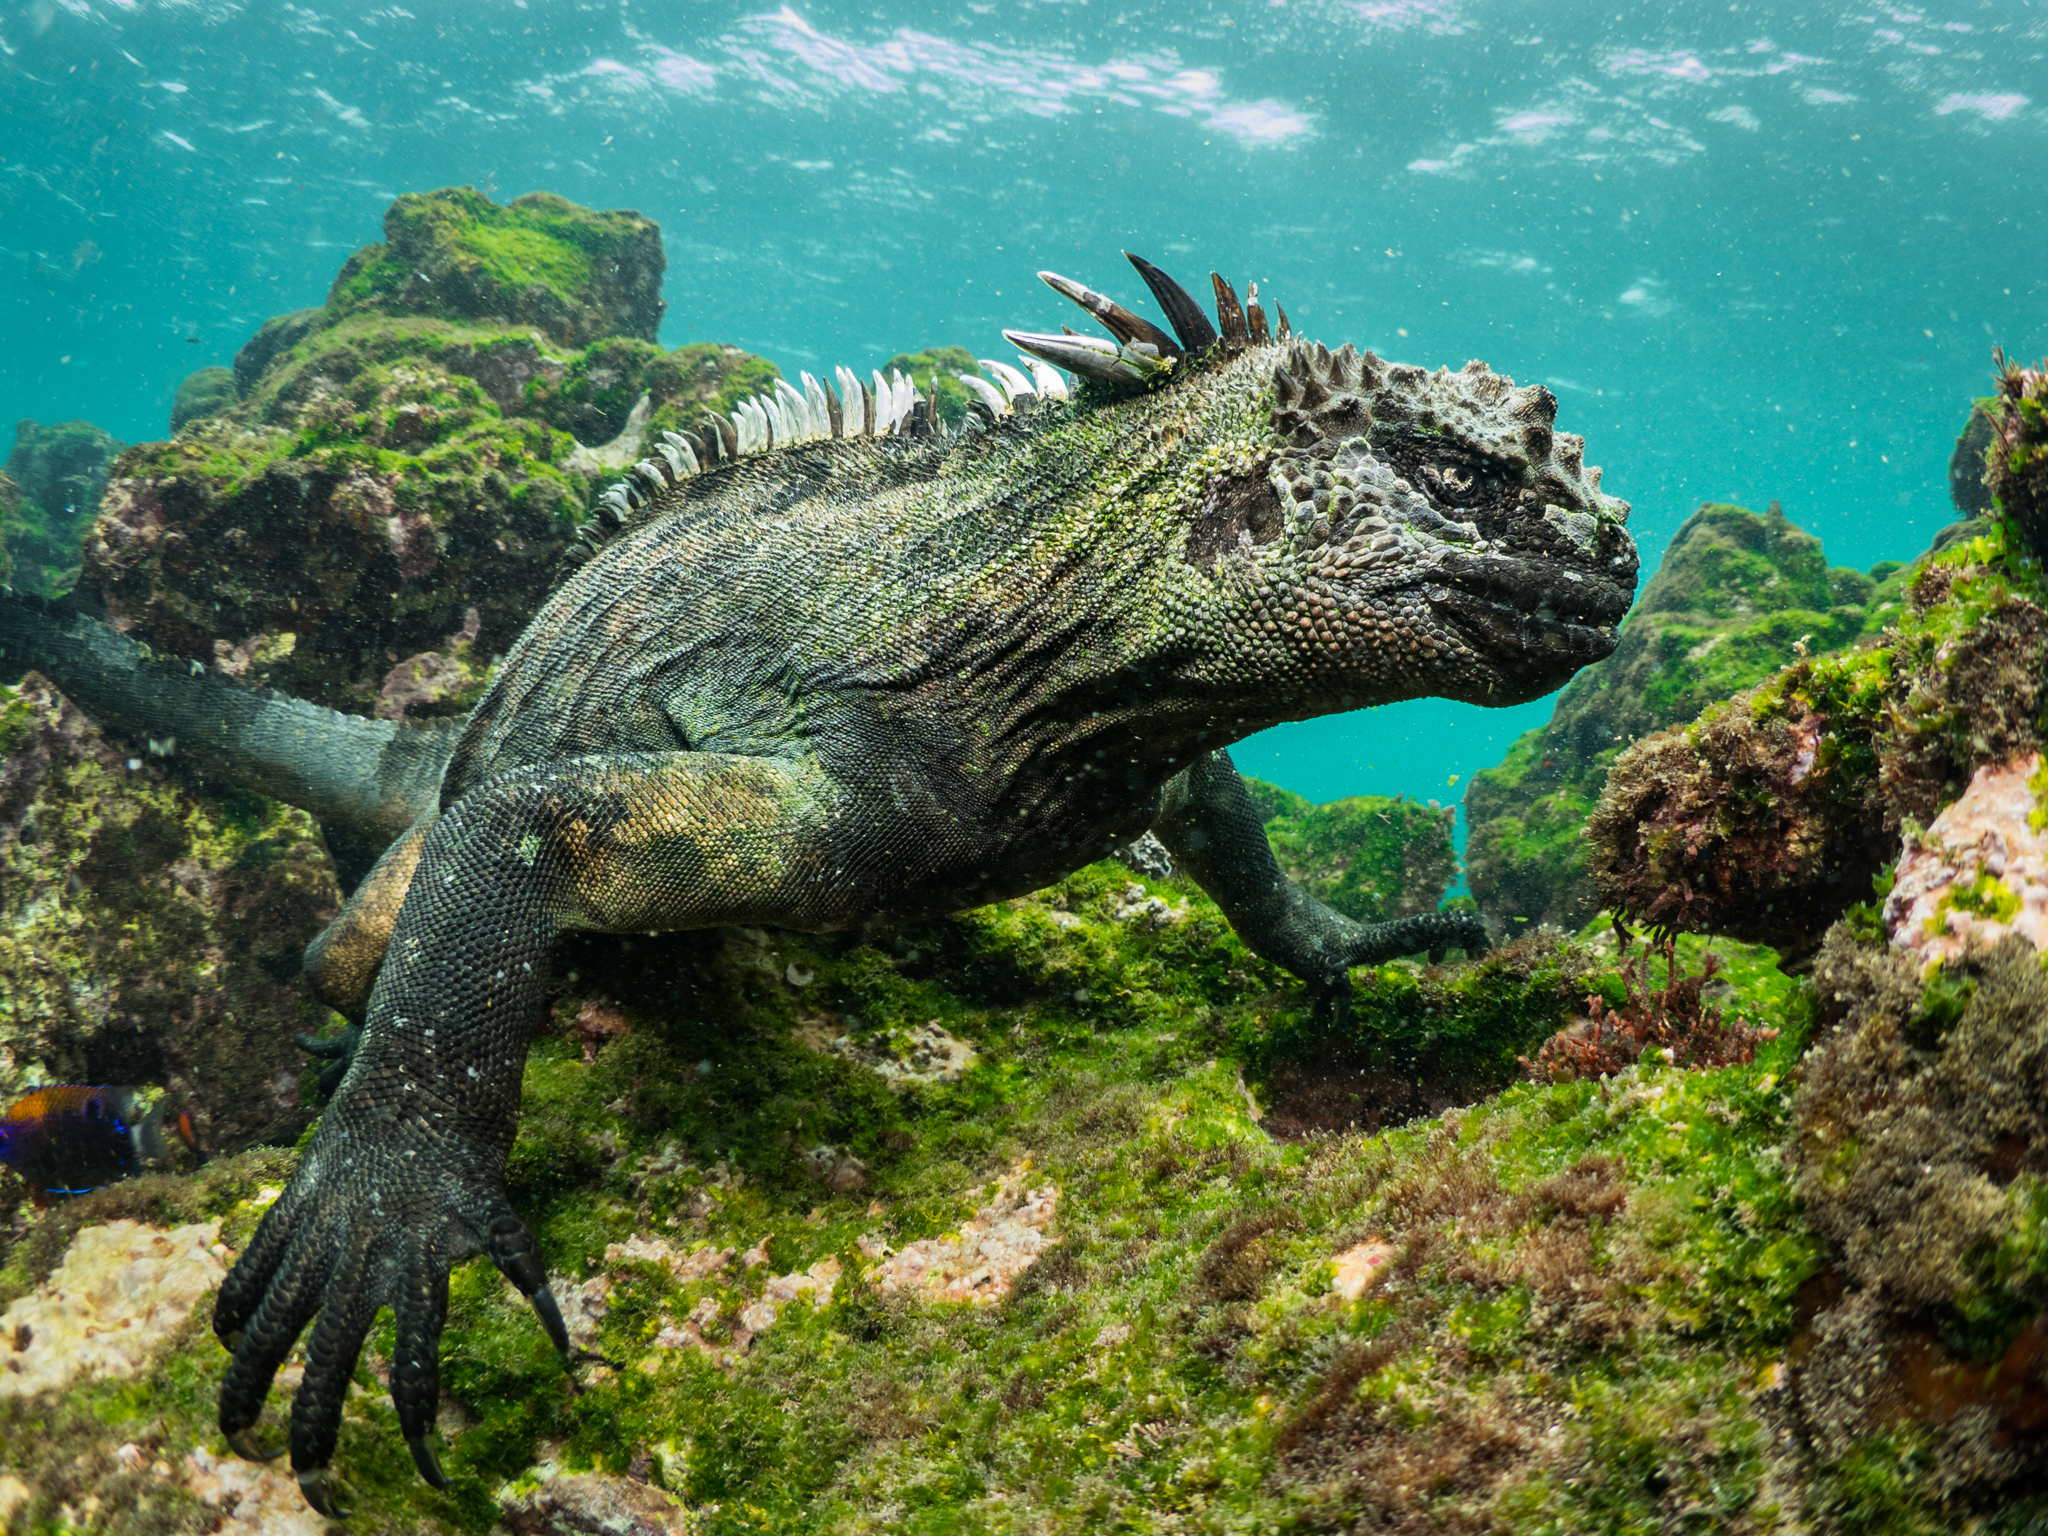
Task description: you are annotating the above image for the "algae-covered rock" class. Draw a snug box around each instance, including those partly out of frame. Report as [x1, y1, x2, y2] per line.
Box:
[0, 674, 339, 1155]
[326, 186, 665, 348]
[1792, 930, 2048, 1494]
[1949, 393, 2000, 518]
[231, 306, 322, 396]
[168, 366, 237, 434]
[1989, 350, 2048, 564]
[70, 189, 781, 717]
[1243, 775, 1458, 925]
[1589, 526, 2048, 959]
[1464, 501, 1903, 934]
[1, 417, 126, 597]
[82, 382, 582, 715]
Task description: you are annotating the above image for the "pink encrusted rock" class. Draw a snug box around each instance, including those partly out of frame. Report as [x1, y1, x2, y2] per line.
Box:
[862, 1165, 1058, 1305]
[182, 1445, 331, 1535]
[1885, 752, 2048, 972]
[0, 1221, 226, 1398]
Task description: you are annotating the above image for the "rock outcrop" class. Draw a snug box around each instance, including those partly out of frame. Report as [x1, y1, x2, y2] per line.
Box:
[1463, 501, 1900, 934]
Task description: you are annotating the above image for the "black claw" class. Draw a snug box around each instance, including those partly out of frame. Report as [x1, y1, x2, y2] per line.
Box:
[226, 1427, 282, 1462]
[529, 1283, 573, 1360]
[298, 1468, 350, 1518]
[408, 1435, 451, 1490]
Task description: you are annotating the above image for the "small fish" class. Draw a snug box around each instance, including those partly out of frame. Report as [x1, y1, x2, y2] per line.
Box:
[0, 1086, 195, 1201]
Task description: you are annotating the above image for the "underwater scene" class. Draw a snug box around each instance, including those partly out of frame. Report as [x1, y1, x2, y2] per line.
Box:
[0, 0, 2045, 1529]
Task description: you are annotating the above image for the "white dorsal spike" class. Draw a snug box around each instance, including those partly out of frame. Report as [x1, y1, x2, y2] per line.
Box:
[738, 397, 767, 454]
[772, 379, 808, 442]
[764, 391, 792, 448]
[892, 369, 915, 431]
[732, 399, 754, 455]
[800, 372, 831, 439]
[635, 458, 668, 489]
[959, 373, 1010, 416]
[661, 431, 700, 475]
[836, 366, 866, 436]
[1020, 357, 1069, 399]
[869, 371, 890, 434]
[980, 359, 1034, 400]
[655, 442, 689, 479]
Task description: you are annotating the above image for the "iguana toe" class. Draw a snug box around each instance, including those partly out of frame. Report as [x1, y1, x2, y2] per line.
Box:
[225, 1428, 282, 1463]
[297, 1468, 350, 1518]
[293, 1024, 362, 1099]
[408, 1436, 450, 1490]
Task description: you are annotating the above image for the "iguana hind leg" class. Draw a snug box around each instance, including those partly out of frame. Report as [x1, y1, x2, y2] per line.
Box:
[215, 749, 848, 1507]
[294, 812, 437, 1095]
[1151, 749, 1487, 1016]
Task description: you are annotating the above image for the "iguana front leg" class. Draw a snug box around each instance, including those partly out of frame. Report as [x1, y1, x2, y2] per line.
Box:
[1151, 750, 1488, 1016]
[212, 750, 846, 1514]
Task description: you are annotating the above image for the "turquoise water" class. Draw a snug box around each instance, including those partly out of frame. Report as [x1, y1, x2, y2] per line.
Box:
[2, 0, 2041, 807]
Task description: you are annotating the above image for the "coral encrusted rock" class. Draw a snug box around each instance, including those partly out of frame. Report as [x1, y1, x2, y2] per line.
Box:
[1885, 753, 2048, 972]
[0, 1220, 224, 1398]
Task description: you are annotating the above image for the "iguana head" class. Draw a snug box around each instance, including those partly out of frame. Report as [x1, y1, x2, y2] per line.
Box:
[1005, 256, 1639, 714]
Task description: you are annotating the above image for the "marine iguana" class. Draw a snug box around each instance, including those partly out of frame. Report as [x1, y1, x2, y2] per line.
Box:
[0, 253, 1637, 1512]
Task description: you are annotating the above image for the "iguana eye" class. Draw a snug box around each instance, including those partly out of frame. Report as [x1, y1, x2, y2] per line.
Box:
[1419, 463, 1488, 507]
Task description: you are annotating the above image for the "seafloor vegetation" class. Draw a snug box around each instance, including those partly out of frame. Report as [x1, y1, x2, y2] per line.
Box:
[2, 187, 2047, 1533]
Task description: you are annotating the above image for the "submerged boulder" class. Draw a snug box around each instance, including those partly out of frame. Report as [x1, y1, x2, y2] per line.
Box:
[325, 186, 666, 348]
[167, 366, 236, 434]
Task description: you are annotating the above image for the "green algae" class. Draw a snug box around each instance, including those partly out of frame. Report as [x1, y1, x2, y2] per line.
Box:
[168, 367, 237, 435]
[1245, 778, 1458, 926]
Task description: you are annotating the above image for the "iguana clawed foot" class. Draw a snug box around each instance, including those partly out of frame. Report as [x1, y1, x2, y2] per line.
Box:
[213, 1118, 572, 1513]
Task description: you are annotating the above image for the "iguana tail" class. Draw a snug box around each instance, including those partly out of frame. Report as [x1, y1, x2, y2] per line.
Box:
[0, 589, 457, 848]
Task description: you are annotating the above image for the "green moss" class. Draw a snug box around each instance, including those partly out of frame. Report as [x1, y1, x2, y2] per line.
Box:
[1932, 868, 2021, 928]
[169, 366, 238, 433]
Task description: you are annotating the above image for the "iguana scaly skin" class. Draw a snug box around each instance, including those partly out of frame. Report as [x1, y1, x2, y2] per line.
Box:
[0, 255, 1636, 1511]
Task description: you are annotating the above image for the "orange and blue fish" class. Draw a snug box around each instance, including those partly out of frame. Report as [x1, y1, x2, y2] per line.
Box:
[0, 1086, 197, 1200]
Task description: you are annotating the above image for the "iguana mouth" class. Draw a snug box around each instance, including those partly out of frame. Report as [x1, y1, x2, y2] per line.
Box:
[1426, 550, 1631, 661]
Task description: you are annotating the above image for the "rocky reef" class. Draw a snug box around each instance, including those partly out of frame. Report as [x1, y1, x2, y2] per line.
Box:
[75, 187, 777, 725]
[1464, 501, 1906, 935]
